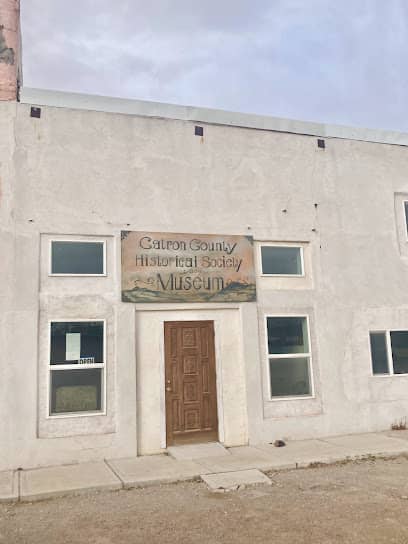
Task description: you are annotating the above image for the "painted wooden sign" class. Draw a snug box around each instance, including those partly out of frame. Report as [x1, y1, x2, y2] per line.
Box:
[121, 231, 256, 303]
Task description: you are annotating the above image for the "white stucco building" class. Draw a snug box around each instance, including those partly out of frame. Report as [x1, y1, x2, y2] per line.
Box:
[2, 1, 408, 472]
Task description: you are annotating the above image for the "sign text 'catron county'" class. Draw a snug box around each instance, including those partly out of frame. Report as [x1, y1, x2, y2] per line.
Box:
[121, 231, 256, 303]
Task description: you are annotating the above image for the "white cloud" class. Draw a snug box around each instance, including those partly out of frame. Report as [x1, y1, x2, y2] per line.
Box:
[21, 0, 408, 130]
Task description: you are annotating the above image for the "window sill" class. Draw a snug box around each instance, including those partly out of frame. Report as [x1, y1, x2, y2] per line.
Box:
[372, 373, 408, 378]
[266, 394, 315, 402]
[47, 410, 106, 420]
[48, 273, 107, 277]
[260, 273, 305, 278]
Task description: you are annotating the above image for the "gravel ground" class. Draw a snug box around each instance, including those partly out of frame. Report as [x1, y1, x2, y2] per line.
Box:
[1, 457, 408, 544]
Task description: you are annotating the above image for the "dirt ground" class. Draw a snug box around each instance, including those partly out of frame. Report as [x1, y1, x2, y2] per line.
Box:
[1, 457, 408, 544]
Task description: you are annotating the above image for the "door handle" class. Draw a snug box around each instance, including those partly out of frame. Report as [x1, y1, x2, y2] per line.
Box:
[166, 386, 172, 392]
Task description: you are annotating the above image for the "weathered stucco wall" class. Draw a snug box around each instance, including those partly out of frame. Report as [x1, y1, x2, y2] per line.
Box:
[2, 99, 408, 470]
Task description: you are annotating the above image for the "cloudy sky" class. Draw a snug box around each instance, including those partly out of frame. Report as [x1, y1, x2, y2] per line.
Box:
[21, 0, 408, 131]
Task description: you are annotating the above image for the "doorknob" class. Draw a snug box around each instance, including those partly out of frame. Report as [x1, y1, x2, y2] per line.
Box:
[166, 386, 172, 392]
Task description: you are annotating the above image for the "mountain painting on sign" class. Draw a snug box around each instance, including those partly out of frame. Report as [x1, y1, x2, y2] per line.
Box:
[121, 231, 257, 303]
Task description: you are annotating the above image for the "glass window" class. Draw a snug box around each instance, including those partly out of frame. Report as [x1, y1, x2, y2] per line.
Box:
[51, 369, 102, 414]
[268, 357, 310, 397]
[267, 317, 309, 354]
[390, 331, 408, 374]
[370, 330, 408, 376]
[51, 241, 105, 275]
[370, 332, 389, 374]
[261, 246, 303, 275]
[267, 316, 312, 398]
[49, 321, 105, 415]
[50, 322, 104, 365]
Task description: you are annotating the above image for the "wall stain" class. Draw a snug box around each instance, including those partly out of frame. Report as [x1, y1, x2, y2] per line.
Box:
[0, 25, 15, 65]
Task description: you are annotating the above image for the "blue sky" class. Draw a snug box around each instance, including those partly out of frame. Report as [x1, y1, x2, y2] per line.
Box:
[21, 0, 408, 131]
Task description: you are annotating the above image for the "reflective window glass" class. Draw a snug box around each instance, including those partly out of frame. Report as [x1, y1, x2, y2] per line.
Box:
[269, 357, 311, 397]
[50, 368, 102, 414]
[50, 321, 104, 365]
[267, 317, 309, 354]
[267, 316, 312, 398]
[49, 321, 105, 415]
[390, 331, 408, 374]
[261, 246, 302, 275]
[51, 241, 104, 275]
[370, 332, 389, 374]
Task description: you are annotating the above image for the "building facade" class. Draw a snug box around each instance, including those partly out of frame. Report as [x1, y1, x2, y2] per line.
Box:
[2, 3, 408, 472]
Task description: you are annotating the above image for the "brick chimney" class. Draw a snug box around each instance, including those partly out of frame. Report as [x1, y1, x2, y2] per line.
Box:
[0, 0, 21, 101]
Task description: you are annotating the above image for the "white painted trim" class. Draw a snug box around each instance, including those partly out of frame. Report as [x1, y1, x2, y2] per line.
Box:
[386, 331, 393, 375]
[159, 319, 166, 449]
[258, 243, 305, 277]
[48, 238, 107, 277]
[46, 319, 107, 418]
[159, 317, 225, 449]
[50, 363, 104, 370]
[264, 314, 315, 401]
[213, 318, 226, 445]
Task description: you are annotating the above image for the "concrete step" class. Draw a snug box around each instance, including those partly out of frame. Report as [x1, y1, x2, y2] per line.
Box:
[107, 455, 208, 488]
[201, 469, 272, 492]
[167, 442, 230, 460]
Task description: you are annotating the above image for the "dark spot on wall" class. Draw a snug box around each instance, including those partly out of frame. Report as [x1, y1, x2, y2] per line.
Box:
[0, 25, 15, 65]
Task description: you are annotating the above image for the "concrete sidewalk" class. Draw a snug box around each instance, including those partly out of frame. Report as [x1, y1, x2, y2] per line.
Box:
[2, 430, 408, 502]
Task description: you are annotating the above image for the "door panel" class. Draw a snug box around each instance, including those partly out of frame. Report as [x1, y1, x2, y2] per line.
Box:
[164, 321, 218, 446]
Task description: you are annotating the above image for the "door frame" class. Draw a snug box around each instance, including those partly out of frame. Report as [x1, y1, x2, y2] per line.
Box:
[159, 316, 225, 449]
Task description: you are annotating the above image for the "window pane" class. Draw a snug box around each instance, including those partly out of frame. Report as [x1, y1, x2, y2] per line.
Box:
[267, 317, 309, 354]
[50, 321, 104, 365]
[261, 246, 302, 275]
[405, 202, 408, 234]
[270, 357, 311, 397]
[370, 332, 389, 374]
[391, 331, 408, 374]
[50, 368, 102, 414]
[51, 241, 104, 274]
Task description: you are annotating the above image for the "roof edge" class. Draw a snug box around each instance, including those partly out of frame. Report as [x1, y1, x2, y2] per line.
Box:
[19, 87, 408, 147]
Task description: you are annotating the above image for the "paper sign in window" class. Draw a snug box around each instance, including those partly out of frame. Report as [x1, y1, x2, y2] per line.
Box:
[66, 333, 81, 361]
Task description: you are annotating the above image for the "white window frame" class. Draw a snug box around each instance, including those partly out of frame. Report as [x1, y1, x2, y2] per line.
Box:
[370, 329, 408, 377]
[403, 200, 408, 240]
[259, 243, 305, 277]
[49, 239, 107, 277]
[47, 319, 107, 418]
[265, 314, 314, 401]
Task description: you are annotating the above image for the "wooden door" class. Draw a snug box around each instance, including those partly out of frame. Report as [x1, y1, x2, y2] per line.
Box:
[164, 321, 218, 446]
